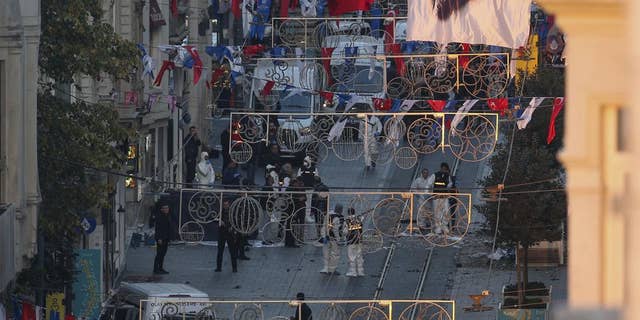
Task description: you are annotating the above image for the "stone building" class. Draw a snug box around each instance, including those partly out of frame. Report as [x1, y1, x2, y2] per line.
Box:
[0, 0, 41, 294]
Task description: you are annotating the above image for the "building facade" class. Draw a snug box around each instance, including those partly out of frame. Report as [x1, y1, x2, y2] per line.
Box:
[0, 0, 41, 294]
[538, 0, 638, 319]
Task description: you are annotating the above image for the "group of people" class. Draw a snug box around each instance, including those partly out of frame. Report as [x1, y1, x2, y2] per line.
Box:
[319, 203, 366, 277]
[410, 162, 458, 234]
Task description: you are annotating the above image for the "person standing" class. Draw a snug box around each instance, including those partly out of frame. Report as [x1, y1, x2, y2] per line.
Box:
[222, 161, 243, 187]
[153, 203, 172, 274]
[320, 204, 344, 275]
[344, 208, 365, 277]
[431, 162, 454, 234]
[216, 199, 238, 272]
[184, 126, 202, 185]
[194, 152, 215, 188]
[297, 156, 319, 188]
[411, 168, 435, 229]
[312, 178, 329, 247]
[290, 292, 312, 320]
[359, 115, 382, 170]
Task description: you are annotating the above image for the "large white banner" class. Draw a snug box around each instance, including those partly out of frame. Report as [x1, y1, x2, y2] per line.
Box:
[407, 0, 532, 48]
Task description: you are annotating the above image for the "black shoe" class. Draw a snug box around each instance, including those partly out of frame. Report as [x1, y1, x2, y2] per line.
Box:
[232, 269, 238, 273]
[239, 256, 250, 260]
[331, 271, 341, 275]
[372, 162, 376, 168]
[214, 268, 221, 272]
[153, 270, 163, 275]
[159, 269, 169, 274]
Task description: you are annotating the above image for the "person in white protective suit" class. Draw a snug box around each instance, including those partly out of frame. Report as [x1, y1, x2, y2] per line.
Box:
[359, 115, 383, 170]
[430, 162, 454, 234]
[320, 203, 344, 275]
[411, 168, 435, 230]
[344, 208, 365, 277]
[194, 152, 215, 188]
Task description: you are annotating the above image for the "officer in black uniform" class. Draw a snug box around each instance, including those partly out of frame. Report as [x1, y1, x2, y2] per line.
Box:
[216, 199, 238, 272]
[431, 162, 453, 234]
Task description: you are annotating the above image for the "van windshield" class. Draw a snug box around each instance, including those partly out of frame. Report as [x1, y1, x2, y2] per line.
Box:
[330, 65, 384, 93]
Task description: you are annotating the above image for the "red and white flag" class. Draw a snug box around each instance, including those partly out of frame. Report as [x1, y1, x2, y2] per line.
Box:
[407, 0, 532, 48]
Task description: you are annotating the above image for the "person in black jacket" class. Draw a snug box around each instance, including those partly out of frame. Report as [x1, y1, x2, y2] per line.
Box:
[220, 127, 231, 170]
[291, 292, 312, 320]
[153, 203, 172, 274]
[216, 199, 238, 272]
[184, 126, 202, 185]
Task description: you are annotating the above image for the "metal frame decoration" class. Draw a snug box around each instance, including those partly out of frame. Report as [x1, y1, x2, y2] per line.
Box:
[139, 299, 456, 320]
[229, 112, 499, 166]
[252, 52, 509, 100]
[178, 189, 472, 248]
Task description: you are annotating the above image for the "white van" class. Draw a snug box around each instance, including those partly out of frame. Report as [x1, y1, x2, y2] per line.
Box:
[101, 282, 212, 320]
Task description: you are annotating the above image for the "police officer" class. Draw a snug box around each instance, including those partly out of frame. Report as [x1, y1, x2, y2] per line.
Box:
[320, 204, 344, 275]
[344, 208, 365, 277]
[297, 156, 319, 188]
[215, 199, 238, 273]
[431, 162, 454, 234]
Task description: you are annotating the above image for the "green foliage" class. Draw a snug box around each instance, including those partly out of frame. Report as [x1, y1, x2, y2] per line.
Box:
[477, 67, 567, 291]
[37, 92, 128, 236]
[39, 0, 139, 83]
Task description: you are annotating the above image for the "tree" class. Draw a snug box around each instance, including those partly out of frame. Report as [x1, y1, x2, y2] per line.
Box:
[477, 67, 567, 305]
[15, 0, 138, 303]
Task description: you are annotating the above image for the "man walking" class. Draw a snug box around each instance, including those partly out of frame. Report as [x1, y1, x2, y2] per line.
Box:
[344, 208, 365, 277]
[184, 126, 202, 184]
[320, 204, 344, 275]
[216, 199, 238, 272]
[411, 168, 435, 229]
[153, 202, 172, 274]
[359, 115, 382, 170]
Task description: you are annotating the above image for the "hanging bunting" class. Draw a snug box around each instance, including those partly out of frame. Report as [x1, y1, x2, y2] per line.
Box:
[22, 301, 36, 320]
[517, 97, 545, 129]
[487, 98, 509, 115]
[153, 60, 175, 87]
[280, 0, 290, 17]
[270, 46, 287, 58]
[547, 97, 565, 144]
[231, 0, 242, 18]
[427, 100, 447, 112]
[327, 118, 348, 142]
[300, 0, 317, 17]
[451, 99, 479, 129]
[390, 99, 403, 112]
[260, 81, 276, 97]
[370, 6, 383, 35]
[205, 45, 232, 63]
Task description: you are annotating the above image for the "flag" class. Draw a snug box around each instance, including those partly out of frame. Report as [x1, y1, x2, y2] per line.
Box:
[22, 302, 35, 320]
[373, 98, 392, 111]
[124, 91, 138, 105]
[384, 8, 397, 45]
[451, 99, 479, 129]
[137, 44, 155, 80]
[260, 81, 276, 97]
[153, 60, 175, 87]
[242, 44, 265, 58]
[231, 0, 242, 18]
[547, 97, 564, 144]
[487, 98, 509, 115]
[427, 100, 447, 112]
[387, 44, 405, 76]
[328, 0, 373, 16]
[319, 91, 334, 104]
[184, 46, 203, 84]
[167, 95, 177, 113]
[170, 0, 178, 16]
[321, 48, 335, 85]
[458, 43, 472, 68]
[407, 0, 531, 48]
[205, 46, 232, 63]
[517, 97, 545, 129]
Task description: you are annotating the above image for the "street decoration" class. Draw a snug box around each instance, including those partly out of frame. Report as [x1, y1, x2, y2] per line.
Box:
[177, 189, 472, 248]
